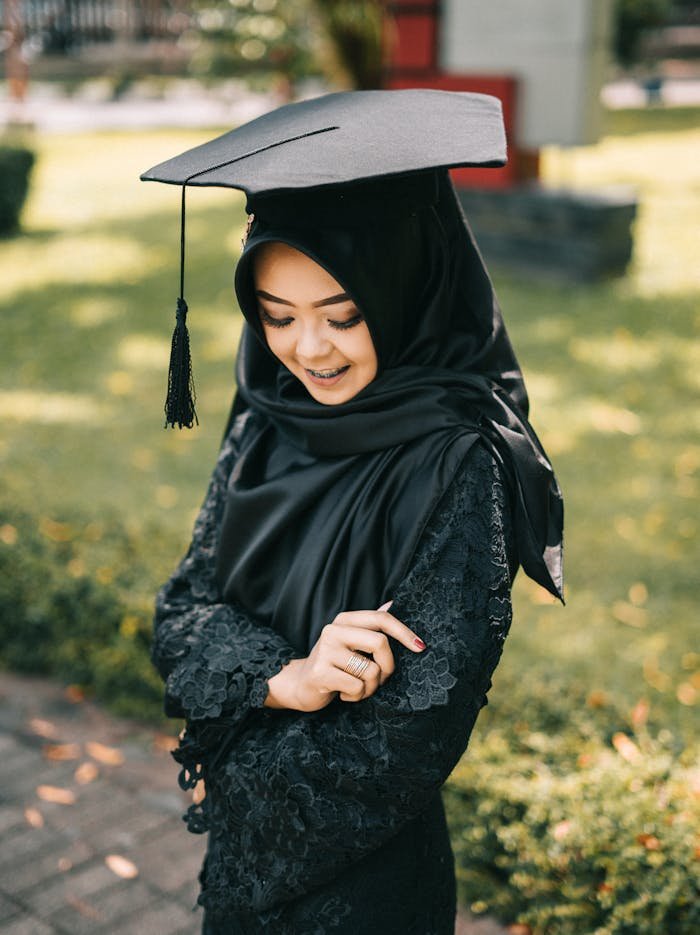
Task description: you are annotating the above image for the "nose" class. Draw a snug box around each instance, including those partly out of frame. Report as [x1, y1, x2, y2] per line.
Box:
[296, 321, 332, 361]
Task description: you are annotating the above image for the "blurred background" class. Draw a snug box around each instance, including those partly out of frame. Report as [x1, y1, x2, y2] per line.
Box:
[0, 1, 698, 933]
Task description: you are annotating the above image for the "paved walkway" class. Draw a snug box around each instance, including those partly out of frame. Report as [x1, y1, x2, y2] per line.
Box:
[0, 669, 508, 935]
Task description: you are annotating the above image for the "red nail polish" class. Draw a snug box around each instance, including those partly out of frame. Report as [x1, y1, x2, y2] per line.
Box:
[414, 637, 426, 649]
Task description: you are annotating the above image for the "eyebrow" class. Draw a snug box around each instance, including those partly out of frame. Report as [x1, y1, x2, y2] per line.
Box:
[255, 289, 353, 308]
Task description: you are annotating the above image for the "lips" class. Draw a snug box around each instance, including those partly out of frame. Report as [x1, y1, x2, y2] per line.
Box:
[304, 364, 350, 387]
[307, 366, 349, 378]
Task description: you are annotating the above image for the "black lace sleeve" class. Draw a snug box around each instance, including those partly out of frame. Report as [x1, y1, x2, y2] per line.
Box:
[182, 440, 515, 919]
[151, 415, 303, 726]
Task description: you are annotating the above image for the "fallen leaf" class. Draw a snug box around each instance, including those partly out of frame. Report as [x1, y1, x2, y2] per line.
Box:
[507, 925, 532, 935]
[0, 523, 17, 545]
[597, 882, 614, 893]
[636, 833, 661, 850]
[28, 717, 60, 739]
[24, 807, 44, 827]
[153, 732, 179, 753]
[643, 657, 672, 692]
[628, 582, 648, 605]
[43, 743, 81, 761]
[612, 732, 641, 763]
[586, 690, 608, 708]
[65, 894, 101, 919]
[36, 785, 76, 805]
[39, 518, 74, 542]
[74, 761, 99, 784]
[86, 741, 124, 766]
[676, 683, 697, 706]
[631, 698, 650, 729]
[64, 684, 86, 703]
[105, 854, 138, 879]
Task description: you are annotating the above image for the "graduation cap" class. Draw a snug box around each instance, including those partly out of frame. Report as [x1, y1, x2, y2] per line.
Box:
[139, 88, 507, 428]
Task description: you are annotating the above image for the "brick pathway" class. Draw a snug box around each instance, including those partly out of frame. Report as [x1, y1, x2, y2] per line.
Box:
[0, 670, 508, 934]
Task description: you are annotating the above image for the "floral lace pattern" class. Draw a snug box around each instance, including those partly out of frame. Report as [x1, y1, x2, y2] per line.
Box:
[150, 430, 515, 934]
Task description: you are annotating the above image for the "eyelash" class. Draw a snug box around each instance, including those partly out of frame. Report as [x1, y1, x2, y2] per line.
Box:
[259, 308, 363, 331]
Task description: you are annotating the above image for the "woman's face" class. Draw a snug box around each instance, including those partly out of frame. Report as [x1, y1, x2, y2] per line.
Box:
[252, 241, 378, 405]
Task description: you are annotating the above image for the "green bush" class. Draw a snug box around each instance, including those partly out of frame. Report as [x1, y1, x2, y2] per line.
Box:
[444, 676, 699, 934]
[0, 506, 164, 721]
[0, 145, 35, 235]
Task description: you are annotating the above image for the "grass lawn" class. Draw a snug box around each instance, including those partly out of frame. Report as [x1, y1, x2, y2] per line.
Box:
[1, 108, 698, 750]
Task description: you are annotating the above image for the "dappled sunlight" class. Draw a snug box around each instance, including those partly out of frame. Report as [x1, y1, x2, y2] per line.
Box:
[71, 296, 123, 328]
[0, 390, 103, 423]
[199, 311, 243, 361]
[117, 333, 171, 369]
[568, 329, 662, 373]
[25, 128, 243, 229]
[521, 395, 642, 455]
[518, 371, 561, 403]
[0, 234, 165, 303]
[541, 126, 700, 297]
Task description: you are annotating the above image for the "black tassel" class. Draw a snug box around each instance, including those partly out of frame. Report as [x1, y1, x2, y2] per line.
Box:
[164, 296, 198, 429]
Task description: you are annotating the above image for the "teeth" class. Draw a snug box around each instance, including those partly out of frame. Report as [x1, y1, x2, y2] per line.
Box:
[308, 367, 346, 378]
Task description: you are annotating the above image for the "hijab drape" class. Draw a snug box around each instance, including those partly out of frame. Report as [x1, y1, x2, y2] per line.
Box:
[214, 169, 564, 654]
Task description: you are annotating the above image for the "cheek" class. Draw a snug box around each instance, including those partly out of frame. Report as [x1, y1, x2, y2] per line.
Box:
[262, 327, 292, 362]
[343, 326, 377, 373]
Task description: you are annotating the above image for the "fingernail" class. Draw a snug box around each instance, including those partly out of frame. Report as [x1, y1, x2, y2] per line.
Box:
[414, 637, 426, 650]
[378, 600, 393, 612]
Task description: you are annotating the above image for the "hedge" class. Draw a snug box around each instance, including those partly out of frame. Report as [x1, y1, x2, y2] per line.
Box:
[0, 505, 164, 720]
[443, 676, 699, 934]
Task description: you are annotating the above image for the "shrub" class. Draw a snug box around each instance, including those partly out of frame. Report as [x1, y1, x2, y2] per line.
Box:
[444, 675, 699, 934]
[0, 145, 35, 235]
[0, 506, 164, 722]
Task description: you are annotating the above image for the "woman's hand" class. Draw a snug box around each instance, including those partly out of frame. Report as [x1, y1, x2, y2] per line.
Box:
[264, 604, 427, 713]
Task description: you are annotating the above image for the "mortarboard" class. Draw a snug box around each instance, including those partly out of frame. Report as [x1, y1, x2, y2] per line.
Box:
[139, 88, 507, 428]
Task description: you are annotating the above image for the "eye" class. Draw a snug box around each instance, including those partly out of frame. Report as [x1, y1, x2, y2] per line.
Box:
[260, 307, 293, 329]
[329, 313, 364, 331]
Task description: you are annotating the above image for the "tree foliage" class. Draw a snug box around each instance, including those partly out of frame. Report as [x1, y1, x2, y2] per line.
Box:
[613, 0, 672, 65]
[314, 0, 385, 89]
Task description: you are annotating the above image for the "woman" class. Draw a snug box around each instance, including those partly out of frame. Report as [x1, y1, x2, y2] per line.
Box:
[148, 105, 563, 934]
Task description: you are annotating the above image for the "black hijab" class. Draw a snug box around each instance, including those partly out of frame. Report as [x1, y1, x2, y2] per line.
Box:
[214, 169, 564, 654]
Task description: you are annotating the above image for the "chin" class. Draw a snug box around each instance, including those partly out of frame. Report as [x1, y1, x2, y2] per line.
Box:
[301, 375, 372, 406]
[306, 385, 356, 405]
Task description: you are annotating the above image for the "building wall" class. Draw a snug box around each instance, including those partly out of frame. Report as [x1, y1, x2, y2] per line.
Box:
[439, 0, 614, 147]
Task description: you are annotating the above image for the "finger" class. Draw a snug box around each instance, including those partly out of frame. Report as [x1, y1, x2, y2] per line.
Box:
[338, 666, 381, 702]
[333, 651, 382, 689]
[377, 600, 393, 612]
[325, 625, 395, 677]
[332, 610, 426, 652]
[324, 667, 366, 697]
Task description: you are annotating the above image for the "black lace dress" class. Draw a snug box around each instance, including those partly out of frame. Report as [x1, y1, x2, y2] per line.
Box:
[151, 428, 516, 935]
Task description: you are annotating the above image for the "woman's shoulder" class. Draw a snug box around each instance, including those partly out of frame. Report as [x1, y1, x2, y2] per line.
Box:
[415, 435, 515, 576]
[447, 436, 506, 509]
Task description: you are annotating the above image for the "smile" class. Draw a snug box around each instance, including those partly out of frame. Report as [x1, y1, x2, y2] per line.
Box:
[304, 365, 350, 387]
[307, 366, 348, 378]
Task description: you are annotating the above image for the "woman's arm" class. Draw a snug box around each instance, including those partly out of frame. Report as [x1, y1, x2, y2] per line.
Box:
[151, 416, 303, 724]
[185, 440, 515, 917]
